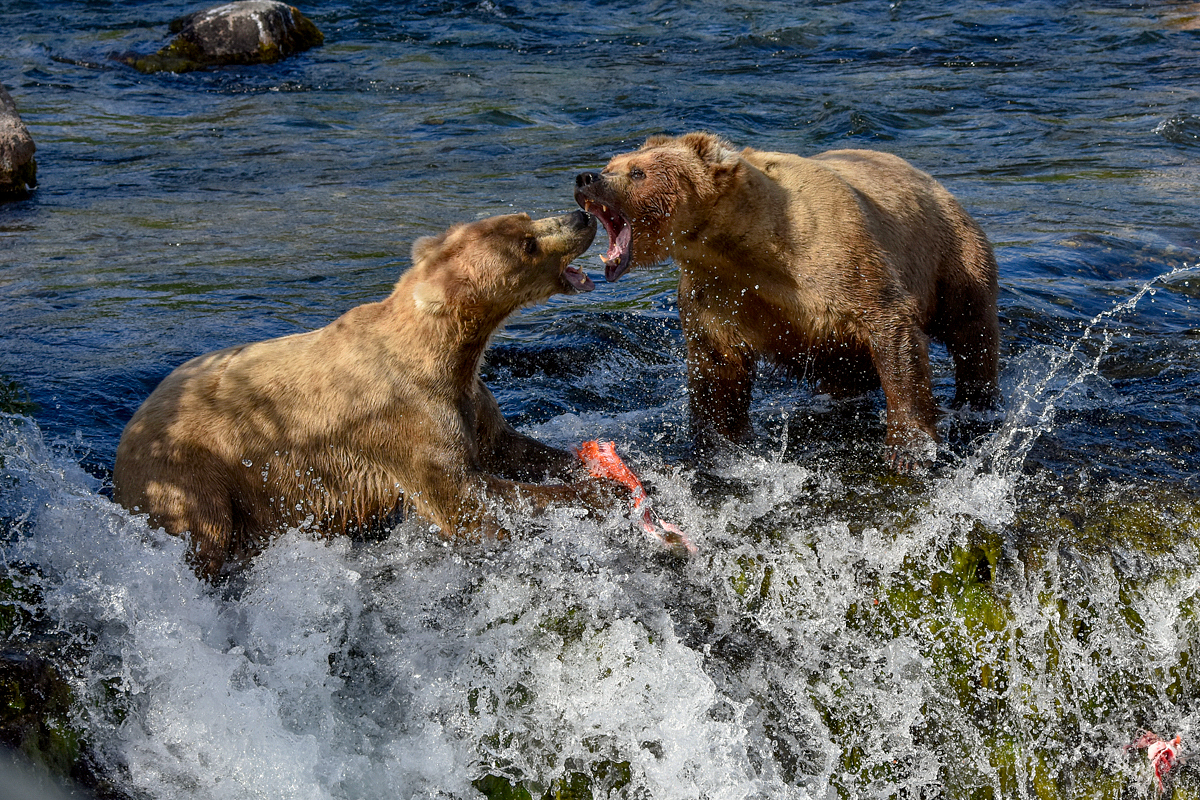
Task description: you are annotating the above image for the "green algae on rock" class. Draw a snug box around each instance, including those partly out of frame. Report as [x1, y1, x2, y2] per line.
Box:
[117, 1, 324, 74]
[0, 569, 84, 783]
[0, 376, 36, 417]
[474, 760, 633, 800]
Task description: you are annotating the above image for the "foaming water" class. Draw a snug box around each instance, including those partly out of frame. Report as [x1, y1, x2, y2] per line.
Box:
[4, 292, 1198, 798]
[1, 413, 803, 798]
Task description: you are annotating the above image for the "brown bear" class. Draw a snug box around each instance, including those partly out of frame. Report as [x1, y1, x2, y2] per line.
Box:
[113, 211, 617, 579]
[574, 132, 1001, 471]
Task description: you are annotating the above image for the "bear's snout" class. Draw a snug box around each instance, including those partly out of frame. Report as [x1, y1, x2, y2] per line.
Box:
[575, 171, 602, 188]
[566, 209, 592, 230]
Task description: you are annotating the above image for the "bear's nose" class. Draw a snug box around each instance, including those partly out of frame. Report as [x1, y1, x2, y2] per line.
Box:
[575, 171, 602, 188]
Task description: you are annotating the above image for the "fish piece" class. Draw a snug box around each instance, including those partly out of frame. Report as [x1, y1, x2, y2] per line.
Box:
[575, 440, 696, 554]
[1127, 731, 1183, 792]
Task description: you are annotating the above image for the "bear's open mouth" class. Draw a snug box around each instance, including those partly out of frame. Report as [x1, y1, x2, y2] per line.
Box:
[562, 263, 595, 293]
[579, 199, 632, 282]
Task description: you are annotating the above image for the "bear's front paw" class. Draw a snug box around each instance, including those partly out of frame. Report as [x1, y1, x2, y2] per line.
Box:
[884, 434, 937, 476]
[572, 473, 628, 511]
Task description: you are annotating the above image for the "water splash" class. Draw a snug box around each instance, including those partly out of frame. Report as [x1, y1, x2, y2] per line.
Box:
[3, 285, 1200, 800]
[1, 415, 807, 799]
[987, 263, 1200, 477]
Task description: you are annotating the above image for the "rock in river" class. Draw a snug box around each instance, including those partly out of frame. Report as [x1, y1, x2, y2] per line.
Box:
[120, 1, 324, 74]
[0, 83, 36, 199]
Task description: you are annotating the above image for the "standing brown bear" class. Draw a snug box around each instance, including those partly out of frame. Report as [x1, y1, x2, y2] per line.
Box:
[114, 211, 616, 580]
[574, 132, 1001, 471]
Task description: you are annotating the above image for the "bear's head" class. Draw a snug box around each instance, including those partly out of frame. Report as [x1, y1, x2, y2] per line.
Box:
[406, 211, 597, 323]
[574, 132, 741, 282]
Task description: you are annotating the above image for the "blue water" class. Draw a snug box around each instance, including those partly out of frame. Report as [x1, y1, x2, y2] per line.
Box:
[2, 2, 1200, 798]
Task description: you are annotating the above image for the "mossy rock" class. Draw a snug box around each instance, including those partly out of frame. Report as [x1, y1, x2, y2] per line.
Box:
[117, 1, 324, 74]
[0, 650, 81, 778]
[0, 571, 41, 639]
[0, 562, 101, 792]
[0, 376, 37, 417]
[474, 760, 633, 800]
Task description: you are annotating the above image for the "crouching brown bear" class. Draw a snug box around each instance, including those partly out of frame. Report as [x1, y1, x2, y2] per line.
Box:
[574, 132, 1001, 471]
[114, 211, 616, 580]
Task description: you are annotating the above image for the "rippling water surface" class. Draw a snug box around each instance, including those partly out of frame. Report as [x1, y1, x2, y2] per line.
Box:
[3, 2, 1200, 798]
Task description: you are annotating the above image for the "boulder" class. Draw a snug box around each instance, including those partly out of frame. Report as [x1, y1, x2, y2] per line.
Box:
[120, 1, 324, 74]
[0, 84, 36, 199]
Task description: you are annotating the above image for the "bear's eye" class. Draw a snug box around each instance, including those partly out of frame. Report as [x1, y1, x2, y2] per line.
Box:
[523, 236, 538, 255]
[629, 167, 646, 180]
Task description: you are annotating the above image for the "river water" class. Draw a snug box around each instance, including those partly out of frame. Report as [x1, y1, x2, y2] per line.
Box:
[2, 2, 1200, 798]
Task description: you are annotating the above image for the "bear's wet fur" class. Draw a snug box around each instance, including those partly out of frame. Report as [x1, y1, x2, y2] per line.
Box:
[114, 211, 614, 579]
[575, 132, 1000, 471]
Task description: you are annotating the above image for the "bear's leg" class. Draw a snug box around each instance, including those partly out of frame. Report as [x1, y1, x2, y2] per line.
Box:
[179, 494, 236, 581]
[420, 469, 620, 542]
[944, 313, 1002, 411]
[134, 481, 235, 581]
[471, 378, 579, 482]
[685, 335, 755, 455]
[934, 238, 1002, 411]
[865, 320, 939, 472]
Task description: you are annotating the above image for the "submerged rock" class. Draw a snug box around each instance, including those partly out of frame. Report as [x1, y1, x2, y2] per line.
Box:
[0, 570, 83, 783]
[119, 1, 324, 74]
[1163, 3, 1200, 29]
[0, 84, 36, 199]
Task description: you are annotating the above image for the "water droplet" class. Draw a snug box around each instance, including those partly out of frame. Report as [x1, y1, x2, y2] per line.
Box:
[242, 459, 253, 467]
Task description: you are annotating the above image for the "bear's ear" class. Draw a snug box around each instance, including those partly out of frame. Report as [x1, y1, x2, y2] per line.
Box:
[410, 235, 448, 313]
[412, 277, 447, 314]
[679, 131, 740, 190]
[410, 234, 444, 267]
[641, 133, 676, 150]
[680, 131, 739, 167]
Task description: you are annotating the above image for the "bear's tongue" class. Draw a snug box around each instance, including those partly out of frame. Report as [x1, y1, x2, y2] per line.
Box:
[563, 265, 595, 293]
[603, 220, 632, 282]
[578, 199, 633, 282]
